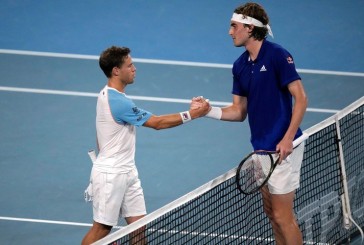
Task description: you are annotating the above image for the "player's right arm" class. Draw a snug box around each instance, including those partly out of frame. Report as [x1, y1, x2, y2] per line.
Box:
[142, 113, 187, 130]
[143, 99, 210, 130]
[220, 95, 247, 122]
[201, 94, 247, 121]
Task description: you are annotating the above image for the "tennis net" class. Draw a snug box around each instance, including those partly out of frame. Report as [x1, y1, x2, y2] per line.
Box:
[93, 96, 364, 245]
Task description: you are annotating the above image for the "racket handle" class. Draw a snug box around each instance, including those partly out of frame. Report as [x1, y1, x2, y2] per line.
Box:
[88, 150, 97, 164]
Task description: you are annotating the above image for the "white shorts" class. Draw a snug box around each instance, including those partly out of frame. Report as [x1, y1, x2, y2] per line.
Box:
[267, 142, 305, 194]
[91, 168, 146, 226]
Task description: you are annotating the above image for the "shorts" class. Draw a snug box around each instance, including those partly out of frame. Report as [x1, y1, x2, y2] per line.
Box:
[91, 168, 146, 226]
[267, 142, 305, 194]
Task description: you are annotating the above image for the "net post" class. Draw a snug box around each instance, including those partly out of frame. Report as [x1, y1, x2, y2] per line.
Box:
[334, 115, 352, 230]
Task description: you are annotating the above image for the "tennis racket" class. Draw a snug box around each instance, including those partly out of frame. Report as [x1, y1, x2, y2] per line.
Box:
[235, 134, 308, 195]
[236, 150, 279, 195]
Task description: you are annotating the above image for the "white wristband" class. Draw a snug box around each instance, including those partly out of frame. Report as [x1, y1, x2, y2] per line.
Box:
[180, 111, 192, 123]
[206, 107, 222, 120]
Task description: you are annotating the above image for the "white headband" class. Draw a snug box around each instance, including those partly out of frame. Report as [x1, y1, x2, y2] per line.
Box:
[231, 13, 273, 38]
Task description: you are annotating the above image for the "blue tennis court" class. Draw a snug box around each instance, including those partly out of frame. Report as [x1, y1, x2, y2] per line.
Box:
[0, 1, 363, 244]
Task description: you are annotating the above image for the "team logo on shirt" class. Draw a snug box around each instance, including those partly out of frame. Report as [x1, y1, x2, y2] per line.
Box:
[132, 107, 140, 114]
[287, 56, 294, 64]
[137, 112, 147, 122]
[132, 107, 147, 122]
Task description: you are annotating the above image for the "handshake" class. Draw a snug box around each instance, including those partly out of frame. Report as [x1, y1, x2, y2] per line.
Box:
[189, 96, 222, 120]
[183, 95, 211, 120]
[190, 96, 210, 110]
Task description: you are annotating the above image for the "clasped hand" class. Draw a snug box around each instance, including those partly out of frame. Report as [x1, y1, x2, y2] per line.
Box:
[189, 96, 211, 117]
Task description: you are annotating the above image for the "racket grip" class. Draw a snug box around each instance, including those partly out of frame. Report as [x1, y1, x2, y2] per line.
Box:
[88, 150, 97, 164]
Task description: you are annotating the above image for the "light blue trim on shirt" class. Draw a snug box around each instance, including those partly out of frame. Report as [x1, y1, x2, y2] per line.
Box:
[108, 88, 152, 126]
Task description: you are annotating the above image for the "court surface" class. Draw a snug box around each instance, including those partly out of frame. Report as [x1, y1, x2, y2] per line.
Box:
[0, 1, 363, 244]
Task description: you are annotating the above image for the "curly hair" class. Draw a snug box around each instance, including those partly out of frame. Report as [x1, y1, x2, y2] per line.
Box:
[99, 46, 131, 78]
[234, 2, 270, 41]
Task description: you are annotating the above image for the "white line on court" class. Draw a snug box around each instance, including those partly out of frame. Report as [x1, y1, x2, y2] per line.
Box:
[1, 49, 364, 77]
[0, 86, 339, 114]
[0, 216, 92, 227]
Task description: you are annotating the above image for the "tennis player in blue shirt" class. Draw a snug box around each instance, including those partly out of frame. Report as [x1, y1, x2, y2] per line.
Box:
[195, 2, 308, 244]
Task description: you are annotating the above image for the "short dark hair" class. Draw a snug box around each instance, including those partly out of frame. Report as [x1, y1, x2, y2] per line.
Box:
[234, 2, 269, 41]
[99, 46, 131, 78]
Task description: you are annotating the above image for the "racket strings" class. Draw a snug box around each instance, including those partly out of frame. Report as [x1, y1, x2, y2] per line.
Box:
[237, 153, 274, 194]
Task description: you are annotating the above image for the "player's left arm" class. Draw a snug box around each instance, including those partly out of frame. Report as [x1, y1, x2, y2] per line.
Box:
[276, 79, 308, 160]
